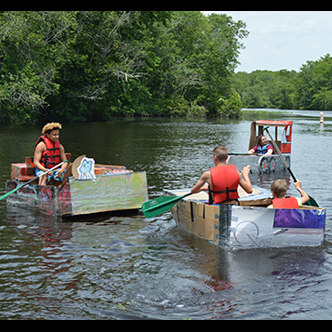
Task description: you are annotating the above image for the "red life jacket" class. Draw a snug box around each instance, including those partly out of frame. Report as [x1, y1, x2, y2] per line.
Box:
[35, 135, 61, 169]
[272, 196, 299, 209]
[209, 165, 239, 204]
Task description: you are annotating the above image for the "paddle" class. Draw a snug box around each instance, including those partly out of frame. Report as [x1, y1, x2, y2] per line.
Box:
[229, 153, 253, 156]
[262, 126, 318, 207]
[0, 160, 68, 201]
[142, 192, 193, 218]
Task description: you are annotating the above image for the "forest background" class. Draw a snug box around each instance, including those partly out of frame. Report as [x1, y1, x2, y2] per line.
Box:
[0, 11, 331, 123]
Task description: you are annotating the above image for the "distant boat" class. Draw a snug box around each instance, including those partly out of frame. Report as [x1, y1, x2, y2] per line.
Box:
[227, 120, 292, 175]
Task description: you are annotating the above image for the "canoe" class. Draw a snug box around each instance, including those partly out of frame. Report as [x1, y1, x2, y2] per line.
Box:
[5, 155, 149, 217]
[227, 120, 292, 175]
[164, 187, 325, 250]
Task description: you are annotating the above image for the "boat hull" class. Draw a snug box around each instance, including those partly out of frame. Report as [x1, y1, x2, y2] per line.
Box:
[165, 189, 325, 250]
[6, 171, 149, 217]
[227, 154, 290, 175]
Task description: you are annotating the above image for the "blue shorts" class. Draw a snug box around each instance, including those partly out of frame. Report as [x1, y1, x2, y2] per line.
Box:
[35, 168, 65, 184]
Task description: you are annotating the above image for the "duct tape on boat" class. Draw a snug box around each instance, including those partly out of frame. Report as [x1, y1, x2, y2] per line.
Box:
[273, 228, 289, 235]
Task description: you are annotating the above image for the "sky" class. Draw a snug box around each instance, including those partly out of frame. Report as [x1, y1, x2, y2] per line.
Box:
[202, 11, 332, 73]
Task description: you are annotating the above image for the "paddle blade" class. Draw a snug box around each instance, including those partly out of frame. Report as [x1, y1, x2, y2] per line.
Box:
[262, 126, 270, 132]
[0, 185, 23, 201]
[142, 194, 186, 218]
[304, 195, 319, 207]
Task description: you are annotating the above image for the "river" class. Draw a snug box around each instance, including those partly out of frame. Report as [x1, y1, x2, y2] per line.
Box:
[0, 109, 331, 319]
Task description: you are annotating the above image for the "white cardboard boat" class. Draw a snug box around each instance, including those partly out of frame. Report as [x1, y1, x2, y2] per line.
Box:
[227, 120, 292, 175]
[164, 187, 325, 250]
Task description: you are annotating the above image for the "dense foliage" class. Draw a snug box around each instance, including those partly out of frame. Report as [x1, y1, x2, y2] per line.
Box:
[233, 54, 332, 111]
[0, 11, 248, 123]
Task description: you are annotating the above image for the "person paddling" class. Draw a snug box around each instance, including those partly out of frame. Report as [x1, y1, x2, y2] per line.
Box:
[34, 122, 68, 186]
[268, 178, 309, 208]
[191, 145, 253, 205]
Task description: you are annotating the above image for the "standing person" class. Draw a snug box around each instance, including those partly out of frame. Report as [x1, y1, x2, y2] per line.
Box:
[248, 135, 274, 155]
[268, 178, 309, 208]
[34, 122, 68, 186]
[191, 145, 253, 205]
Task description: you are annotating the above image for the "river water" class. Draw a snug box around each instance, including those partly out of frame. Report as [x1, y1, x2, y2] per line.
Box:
[0, 109, 331, 319]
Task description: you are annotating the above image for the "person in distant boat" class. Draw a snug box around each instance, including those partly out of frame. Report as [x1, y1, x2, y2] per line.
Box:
[34, 122, 68, 186]
[267, 178, 309, 208]
[248, 135, 274, 155]
[191, 145, 253, 205]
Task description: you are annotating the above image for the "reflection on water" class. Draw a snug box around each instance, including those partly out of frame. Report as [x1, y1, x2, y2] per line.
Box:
[0, 111, 332, 319]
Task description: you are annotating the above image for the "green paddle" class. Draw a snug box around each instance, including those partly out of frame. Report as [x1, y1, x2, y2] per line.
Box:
[0, 160, 68, 201]
[262, 126, 318, 207]
[142, 192, 193, 218]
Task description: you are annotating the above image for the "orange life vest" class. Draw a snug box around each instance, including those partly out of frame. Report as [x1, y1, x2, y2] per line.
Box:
[272, 196, 299, 209]
[209, 165, 239, 204]
[35, 135, 61, 169]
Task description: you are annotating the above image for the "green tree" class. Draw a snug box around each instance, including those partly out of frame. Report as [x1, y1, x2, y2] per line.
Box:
[0, 11, 248, 122]
[217, 90, 242, 117]
[294, 54, 332, 110]
[0, 11, 77, 121]
[233, 69, 297, 110]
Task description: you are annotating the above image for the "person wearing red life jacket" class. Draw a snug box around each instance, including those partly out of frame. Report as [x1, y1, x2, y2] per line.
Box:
[268, 178, 309, 208]
[191, 145, 253, 205]
[34, 122, 68, 186]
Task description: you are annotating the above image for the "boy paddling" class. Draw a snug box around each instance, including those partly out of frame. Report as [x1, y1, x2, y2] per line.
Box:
[191, 145, 253, 205]
[268, 178, 309, 208]
[34, 122, 68, 186]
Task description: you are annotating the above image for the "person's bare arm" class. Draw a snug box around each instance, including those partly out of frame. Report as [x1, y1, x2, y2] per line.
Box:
[294, 180, 309, 204]
[191, 171, 211, 194]
[34, 142, 47, 172]
[264, 146, 273, 155]
[54, 144, 68, 178]
[239, 165, 253, 194]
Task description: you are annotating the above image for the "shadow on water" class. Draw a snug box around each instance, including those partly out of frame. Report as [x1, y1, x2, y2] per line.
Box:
[0, 112, 332, 319]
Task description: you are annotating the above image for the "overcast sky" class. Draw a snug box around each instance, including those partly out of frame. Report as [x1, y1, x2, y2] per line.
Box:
[202, 11, 332, 73]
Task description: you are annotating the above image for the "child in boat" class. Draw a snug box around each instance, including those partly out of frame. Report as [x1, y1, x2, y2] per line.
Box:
[191, 145, 253, 205]
[34, 122, 68, 186]
[268, 178, 309, 208]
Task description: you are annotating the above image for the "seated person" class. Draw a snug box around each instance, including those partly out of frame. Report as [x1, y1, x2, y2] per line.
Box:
[34, 122, 68, 186]
[248, 135, 273, 156]
[191, 145, 253, 205]
[268, 178, 309, 208]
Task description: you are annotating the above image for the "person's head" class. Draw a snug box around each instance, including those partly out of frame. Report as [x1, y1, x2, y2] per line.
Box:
[271, 179, 287, 198]
[257, 135, 268, 147]
[213, 145, 228, 163]
[42, 122, 62, 143]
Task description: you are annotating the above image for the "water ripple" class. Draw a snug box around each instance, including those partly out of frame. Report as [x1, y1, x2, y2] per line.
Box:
[0, 115, 332, 319]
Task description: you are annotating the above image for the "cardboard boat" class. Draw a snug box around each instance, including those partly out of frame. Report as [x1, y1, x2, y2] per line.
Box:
[164, 187, 325, 250]
[227, 120, 292, 175]
[5, 155, 149, 217]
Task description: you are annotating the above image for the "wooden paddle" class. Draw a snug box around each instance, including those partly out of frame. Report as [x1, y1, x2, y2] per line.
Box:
[262, 126, 318, 207]
[142, 192, 193, 218]
[0, 160, 68, 201]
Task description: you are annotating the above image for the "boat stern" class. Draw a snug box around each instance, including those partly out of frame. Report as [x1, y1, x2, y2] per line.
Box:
[165, 188, 326, 250]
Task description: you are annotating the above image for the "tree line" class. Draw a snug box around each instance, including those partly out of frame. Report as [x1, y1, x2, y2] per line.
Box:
[0, 11, 248, 123]
[233, 54, 332, 111]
